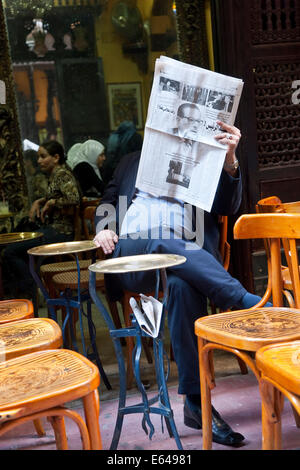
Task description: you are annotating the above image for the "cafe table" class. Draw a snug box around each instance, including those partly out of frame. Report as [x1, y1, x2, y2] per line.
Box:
[89, 253, 186, 450]
[28, 240, 111, 390]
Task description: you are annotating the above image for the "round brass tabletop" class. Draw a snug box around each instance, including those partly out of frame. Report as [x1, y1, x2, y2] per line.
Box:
[27, 240, 97, 256]
[89, 253, 186, 274]
[0, 232, 43, 246]
[0, 212, 13, 219]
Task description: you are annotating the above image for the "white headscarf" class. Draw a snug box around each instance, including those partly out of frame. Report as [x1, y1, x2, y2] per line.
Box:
[67, 140, 105, 179]
[67, 143, 82, 170]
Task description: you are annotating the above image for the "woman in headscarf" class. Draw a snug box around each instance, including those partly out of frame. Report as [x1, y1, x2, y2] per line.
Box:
[102, 121, 143, 184]
[67, 139, 106, 197]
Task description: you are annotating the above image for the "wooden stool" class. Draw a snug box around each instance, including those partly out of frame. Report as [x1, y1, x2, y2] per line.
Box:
[256, 340, 300, 450]
[0, 349, 102, 450]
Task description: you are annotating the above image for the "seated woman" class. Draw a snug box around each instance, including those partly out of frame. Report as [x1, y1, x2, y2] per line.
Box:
[23, 149, 48, 205]
[67, 139, 106, 197]
[3, 140, 81, 299]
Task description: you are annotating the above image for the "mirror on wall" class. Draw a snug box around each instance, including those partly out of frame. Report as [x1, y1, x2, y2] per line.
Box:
[4, 0, 179, 156]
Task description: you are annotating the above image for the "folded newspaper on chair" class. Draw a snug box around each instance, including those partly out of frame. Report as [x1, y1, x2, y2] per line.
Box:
[129, 294, 163, 338]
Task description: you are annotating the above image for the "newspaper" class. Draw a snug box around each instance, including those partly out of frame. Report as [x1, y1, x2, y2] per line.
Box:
[135, 56, 244, 212]
[129, 294, 163, 338]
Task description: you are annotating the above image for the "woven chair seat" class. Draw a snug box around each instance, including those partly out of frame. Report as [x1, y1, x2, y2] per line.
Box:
[40, 259, 94, 275]
[0, 349, 99, 414]
[0, 349, 102, 449]
[195, 307, 300, 352]
[0, 318, 62, 361]
[256, 340, 300, 396]
[52, 269, 104, 290]
[0, 299, 34, 324]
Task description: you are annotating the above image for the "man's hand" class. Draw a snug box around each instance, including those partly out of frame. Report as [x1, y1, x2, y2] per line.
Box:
[93, 229, 119, 255]
[215, 120, 241, 176]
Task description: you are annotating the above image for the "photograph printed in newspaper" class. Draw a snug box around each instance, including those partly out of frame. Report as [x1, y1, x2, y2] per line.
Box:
[135, 56, 244, 212]
[129, 293, 163, 338]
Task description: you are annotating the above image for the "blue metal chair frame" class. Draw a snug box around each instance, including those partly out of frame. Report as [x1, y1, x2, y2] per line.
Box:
[28, 251, 112, 390]
[89, 265, 183, 450]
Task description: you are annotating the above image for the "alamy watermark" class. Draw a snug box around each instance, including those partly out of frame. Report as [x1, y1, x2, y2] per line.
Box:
[291, 80, 300, 104]
[95, 196, 204, 250]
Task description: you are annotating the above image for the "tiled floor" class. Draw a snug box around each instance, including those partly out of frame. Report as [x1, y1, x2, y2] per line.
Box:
[0, 372, 299, 451]
[1, 300, 299, 451]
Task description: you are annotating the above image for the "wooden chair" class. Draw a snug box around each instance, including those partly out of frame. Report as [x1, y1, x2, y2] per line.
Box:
[82, 205, 99, 241]
[39, 204, 99, 291]
[256, 340, 300, 450]
[195, 213, 300, 449]
[256, 196, 300, 307]
[0, 317, 62, 361]
[40, 205, 103, 294]
[0, 312, 63, 439]
[81, 197, 101, 212]
[210, 215, 231, 314]
[0, 299, 34, 324]
[122, 216, 239, 389]
[40, 202, 100, 294]
[40, 205, 122, 339]
[49, 268, 112, 390]
[0, 349, 102, 449]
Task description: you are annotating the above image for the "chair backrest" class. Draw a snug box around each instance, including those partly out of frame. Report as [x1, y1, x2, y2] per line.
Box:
[82, 205, 97, 240]
[256, 196, 300, 215]
[256, 195, 282, 210]
[81, 197, 101, 210]
[218, 215, 230, 271]
[73, 204, 82, 241]
[234, 213, 300, 308]
[256, 197, 300, 296]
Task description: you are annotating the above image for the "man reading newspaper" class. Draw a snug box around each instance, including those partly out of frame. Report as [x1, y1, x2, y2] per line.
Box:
[93, 58, 269, 447]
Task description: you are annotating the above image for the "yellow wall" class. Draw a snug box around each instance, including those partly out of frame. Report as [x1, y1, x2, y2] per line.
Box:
[96, 0, 214, 129]
[95, 0, 154, 129]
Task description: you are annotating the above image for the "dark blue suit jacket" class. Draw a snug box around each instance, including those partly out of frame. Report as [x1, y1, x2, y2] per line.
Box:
[95, 150, 242, 259]
[95, 150, 242, 300]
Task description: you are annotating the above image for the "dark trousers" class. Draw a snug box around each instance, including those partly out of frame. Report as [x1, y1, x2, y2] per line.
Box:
[108, 234, 247, 395]
[3, 226, 73, 296]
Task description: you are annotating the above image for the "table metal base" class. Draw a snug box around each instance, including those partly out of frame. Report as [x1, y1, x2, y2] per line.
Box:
[89, 270, 183, 450]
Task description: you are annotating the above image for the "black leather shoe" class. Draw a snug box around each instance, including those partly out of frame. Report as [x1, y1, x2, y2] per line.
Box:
[184, 398, 245, 447]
